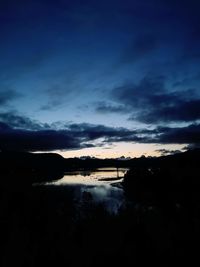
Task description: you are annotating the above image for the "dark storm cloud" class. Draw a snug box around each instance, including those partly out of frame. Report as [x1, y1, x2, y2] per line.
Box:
[109, 75, 200, 123]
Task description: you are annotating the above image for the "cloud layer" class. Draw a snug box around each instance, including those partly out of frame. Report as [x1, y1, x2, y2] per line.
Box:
[95, 75, 200, 124]
[0, 112, 199, 152]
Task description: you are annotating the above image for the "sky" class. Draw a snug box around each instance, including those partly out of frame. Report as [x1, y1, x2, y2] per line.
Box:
[0, 0, 200, 158]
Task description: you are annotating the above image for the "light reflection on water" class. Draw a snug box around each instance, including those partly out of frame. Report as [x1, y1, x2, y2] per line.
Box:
[42, 168, 129, 213]
[46, 168, 128, 186]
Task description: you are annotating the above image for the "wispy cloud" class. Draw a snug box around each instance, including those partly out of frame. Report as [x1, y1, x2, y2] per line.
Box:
[0, 89, 20, 106]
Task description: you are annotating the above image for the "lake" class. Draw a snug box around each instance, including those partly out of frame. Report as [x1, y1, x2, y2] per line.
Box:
[37, 167, 129, 213]
[45, 167, 128, 185]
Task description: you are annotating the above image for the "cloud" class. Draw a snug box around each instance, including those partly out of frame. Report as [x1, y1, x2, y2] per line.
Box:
[95, 101, 130, 114]
[0, 111, 46, 130]
[65, 123, 134, 141]
[132, 99, 200, 123]
[113, 75, 166, 108]
[40, 84, 72, 111]
[109, 75, 200, 123]
[0, 112, 138, 151]
[40, 100, 64, 111]
[0, 127, 86, 152]
[183, 143, 200, 150]
[156, 123, 200, 145]
[0, 112, 200, 152]
[0, 89, 20, 106]
[155, 148, 182, 156]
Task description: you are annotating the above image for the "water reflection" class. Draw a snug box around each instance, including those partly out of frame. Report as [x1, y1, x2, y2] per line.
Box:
[35, 168, 129, 214]
[45, 168, 128, 186]
[80, 184, 124, 214]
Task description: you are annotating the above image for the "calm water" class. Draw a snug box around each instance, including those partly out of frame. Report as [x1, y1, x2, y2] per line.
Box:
[41, 168, 129, 213]
[46, 167, 128, 186]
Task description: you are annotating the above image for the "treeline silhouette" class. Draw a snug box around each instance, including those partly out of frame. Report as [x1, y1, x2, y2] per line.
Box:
[123, 148, 200, 205]
[122, 148, 200, 266]
[0, 151, 65, 184]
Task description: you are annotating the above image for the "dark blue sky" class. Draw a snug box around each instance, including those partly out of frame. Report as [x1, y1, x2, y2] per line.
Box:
[0, 0, 200, 157]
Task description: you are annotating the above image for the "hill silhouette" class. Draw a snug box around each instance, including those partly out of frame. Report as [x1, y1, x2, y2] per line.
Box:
[123, 148, 200, 204]
[0, 151, 65, 184]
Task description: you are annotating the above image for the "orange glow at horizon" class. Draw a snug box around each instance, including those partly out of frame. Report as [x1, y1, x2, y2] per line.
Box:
[56, 143, 186, 159]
